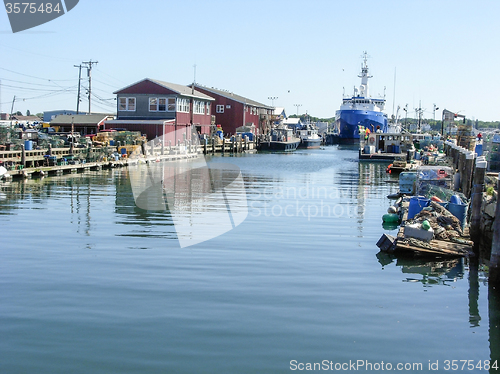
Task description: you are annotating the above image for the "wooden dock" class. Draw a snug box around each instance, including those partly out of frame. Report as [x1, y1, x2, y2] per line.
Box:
[379, 198, 474, 258]
[1, 152, 202, 180]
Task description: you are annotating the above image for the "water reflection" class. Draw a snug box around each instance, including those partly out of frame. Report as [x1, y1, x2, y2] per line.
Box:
[127, 160, 247, 248]
[376, 252, 465, 286]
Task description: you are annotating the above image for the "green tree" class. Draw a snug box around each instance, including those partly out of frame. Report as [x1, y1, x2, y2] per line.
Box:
[26, 109, 31, 116]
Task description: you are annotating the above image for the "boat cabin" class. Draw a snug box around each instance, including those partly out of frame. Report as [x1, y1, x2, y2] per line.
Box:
[271, 126, 295, 142]
[364, 132, 413, 154]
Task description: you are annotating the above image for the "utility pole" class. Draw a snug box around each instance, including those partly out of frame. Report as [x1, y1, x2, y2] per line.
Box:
[82, 60, 98, 114]
[10, 95, 16, 127]
[74, 64, 83, 114]
[268, 96, 278, 106]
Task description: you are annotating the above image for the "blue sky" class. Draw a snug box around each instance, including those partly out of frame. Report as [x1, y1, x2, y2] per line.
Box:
[0, 0, 499, 121]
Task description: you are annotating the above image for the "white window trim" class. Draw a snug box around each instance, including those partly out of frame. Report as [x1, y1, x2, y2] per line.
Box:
[119, 97, 136, 111]
[149, 97, 159, 112]
[176, 98, 190, 113]
[216, 105, 224, 113]
[149, 97, 171, 112]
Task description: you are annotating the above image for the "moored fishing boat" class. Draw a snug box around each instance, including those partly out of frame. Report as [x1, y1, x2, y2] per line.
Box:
[258, 125, 300, 152]
[334, 52, 388, 144]
[296, 123, 322, 149]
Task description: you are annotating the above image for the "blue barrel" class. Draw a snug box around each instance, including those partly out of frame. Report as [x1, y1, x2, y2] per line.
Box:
[109, 140, 115, 146]
[393, 145, 400, 154]
[120, 147, 127, 155]
[24, 140, 33, 150]
[447, 202, 468, 229]
[475, 143, 483, 157]
[407, 196, 430, 219]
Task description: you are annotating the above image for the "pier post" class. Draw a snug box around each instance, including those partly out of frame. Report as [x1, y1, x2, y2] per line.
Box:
[204, 138, 207, 155]
[19, 144, 26, 169]
[212, 137, 215, 155]
[463, 152, 476, 198]
[470, 157, 487, 244]
[489, 174, 500, 283]
[232, 137, 236, 154]
[222, 138, 225, 155]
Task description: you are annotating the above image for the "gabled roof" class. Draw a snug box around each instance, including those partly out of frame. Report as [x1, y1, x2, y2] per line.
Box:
[192, 84, 273, 109]
[273, 107, 286, 117]
[50, 113, 114, 125]
[283, 117, 302, 125]
[114, 78, 214, 101]
[11, 115, 42, 121]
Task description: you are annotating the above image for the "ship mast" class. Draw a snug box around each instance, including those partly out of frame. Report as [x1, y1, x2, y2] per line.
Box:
[358, 51, 372, 98]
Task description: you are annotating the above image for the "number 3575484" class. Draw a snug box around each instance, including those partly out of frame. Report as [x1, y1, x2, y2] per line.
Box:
[5, 3, 62, 14]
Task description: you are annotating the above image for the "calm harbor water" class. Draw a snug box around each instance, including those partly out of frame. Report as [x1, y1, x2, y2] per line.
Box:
[1, 146, 498, 373]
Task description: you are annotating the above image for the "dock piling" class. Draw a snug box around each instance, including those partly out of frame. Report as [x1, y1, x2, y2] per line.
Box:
[470, 157, 487, 243]
[489, 174, 500, 283]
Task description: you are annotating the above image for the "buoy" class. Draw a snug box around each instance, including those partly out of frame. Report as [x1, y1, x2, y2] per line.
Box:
[430, 196, 443, 203]
[421, 220, 431, 230]
[382, 213, 399, 223]
[386, 164, 393, 173]
[387, 206, 397, 214]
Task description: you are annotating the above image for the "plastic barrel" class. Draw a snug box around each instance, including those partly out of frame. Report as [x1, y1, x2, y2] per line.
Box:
[24, 140, 33, 151]
[393, 145, 400, 154]
[475, 144, 483, 157]
[447, 202, 468, 229]
[407, 196, 430, 219]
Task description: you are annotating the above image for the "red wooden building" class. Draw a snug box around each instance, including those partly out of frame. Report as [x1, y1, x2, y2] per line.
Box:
[190, 84, 274, 136]
[105, 78, 215, 142]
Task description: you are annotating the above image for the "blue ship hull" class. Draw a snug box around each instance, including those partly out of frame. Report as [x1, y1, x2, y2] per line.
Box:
[335, 110, 388, 144]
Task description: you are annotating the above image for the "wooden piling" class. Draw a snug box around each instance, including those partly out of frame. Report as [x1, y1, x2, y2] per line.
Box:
[490, 174, 500, 283]
[470, 157, 487, 243]
[222, 138, 225, 155]
[462, 152, 475, 198]
[21, 144, 26, 168]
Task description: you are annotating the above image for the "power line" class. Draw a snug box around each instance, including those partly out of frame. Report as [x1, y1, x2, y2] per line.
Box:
[0, 77, 74, 88]
[0, 67, 74, 82]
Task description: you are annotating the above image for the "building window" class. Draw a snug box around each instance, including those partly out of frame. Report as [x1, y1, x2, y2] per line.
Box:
[159, 98, 166, 111]
[177, 98, 190, 113]
[119, 97, 136, 111]
[206, 102, 210, 115]
[194, 100, 205, 115]
[149, 97, 171, 112]
[216, 105, 224, 113]
[149, 97, 158, 111]
[168, 98, 176, 111]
